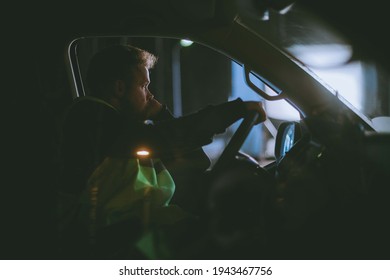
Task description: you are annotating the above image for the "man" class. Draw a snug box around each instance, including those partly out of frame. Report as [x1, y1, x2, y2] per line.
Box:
[58, 44, 266, 258]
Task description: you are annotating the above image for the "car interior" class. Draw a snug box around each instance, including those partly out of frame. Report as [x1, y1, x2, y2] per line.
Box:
[3, 0, 390, 260]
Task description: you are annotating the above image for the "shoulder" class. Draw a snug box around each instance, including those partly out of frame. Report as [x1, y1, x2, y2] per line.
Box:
[64, 96, 119, 123]
[70, 96, 117, 114]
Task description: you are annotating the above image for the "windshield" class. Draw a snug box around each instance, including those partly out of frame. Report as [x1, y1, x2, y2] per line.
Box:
[237, 2, 390, 132]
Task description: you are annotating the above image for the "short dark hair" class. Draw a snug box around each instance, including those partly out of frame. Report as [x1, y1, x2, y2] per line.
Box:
[86, 45, 157, 97]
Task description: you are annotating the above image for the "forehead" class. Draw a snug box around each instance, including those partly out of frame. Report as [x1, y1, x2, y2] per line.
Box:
[130, 65, 150, 83]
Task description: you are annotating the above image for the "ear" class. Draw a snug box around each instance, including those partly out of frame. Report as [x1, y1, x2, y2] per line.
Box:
[113, 79, 126, 98]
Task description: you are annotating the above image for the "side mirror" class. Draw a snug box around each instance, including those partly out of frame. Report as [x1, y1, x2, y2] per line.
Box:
[274, 121, 302, 162]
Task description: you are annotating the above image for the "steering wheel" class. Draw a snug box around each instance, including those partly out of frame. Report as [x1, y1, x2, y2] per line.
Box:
[212, 111, 260, 172]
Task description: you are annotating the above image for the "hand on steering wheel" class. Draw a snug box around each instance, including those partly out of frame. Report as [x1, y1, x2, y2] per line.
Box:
[212, 106, 264, 172]
[244, 101, 266, 124]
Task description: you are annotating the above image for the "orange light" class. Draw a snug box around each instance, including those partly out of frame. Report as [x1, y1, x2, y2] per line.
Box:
[136, 150, 150, 157]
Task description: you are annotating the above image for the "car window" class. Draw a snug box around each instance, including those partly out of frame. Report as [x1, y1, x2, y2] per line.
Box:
[67, 36, 301, 166]
[237, 2, 390, 130]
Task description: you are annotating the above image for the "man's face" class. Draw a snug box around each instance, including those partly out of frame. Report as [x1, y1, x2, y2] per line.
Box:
[120, 65, 162, 120]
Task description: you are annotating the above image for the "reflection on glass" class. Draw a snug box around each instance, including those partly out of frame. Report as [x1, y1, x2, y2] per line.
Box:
[281, 125, 295, 158]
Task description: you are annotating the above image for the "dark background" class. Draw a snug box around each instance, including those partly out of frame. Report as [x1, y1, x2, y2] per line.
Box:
[3, 0, 390, 259]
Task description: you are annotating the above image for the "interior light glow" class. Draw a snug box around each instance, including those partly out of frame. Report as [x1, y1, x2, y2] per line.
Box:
[180, 39, 193, 47]
[136, 150, 150, 157]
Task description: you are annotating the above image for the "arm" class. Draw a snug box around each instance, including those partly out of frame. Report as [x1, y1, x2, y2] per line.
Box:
[59, 97, 265, 193]
[110, 98, 262, 159]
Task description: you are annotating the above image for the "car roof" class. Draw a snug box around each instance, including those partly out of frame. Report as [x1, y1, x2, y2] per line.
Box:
[11, 0, 390, 63]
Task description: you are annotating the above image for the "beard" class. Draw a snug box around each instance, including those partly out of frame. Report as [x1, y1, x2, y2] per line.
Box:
[144, 98, 162, 120]
[121, 97, 162, 121]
